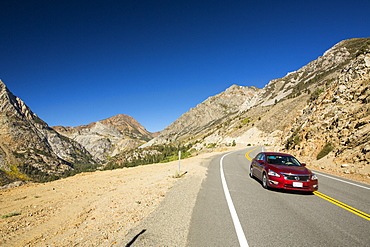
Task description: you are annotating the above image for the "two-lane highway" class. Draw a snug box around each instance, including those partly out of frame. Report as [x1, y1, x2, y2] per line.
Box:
[187, 147, 370, 246]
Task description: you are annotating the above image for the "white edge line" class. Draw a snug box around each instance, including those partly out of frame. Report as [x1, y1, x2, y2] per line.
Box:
[220, 152, 249, 247]
[313, 170, 370, 190]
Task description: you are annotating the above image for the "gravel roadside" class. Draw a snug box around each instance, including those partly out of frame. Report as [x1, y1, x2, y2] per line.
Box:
[121, 154, 215, 246]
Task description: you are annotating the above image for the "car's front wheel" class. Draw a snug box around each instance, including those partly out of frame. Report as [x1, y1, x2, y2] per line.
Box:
[262, 172, 269, 189]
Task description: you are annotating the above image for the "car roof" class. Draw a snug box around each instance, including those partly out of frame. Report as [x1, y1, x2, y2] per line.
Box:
[261, 152, 293, 156]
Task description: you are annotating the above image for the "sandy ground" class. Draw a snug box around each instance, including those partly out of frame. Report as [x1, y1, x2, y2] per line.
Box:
[0, 151, 219, 247]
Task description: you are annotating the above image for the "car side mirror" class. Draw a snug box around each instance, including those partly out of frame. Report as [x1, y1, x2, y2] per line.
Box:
[301, 163, 306, 166]
[257, 160, 265, 165]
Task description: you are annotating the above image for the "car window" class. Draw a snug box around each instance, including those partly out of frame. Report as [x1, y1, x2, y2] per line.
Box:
[267, 155, 281, 165]
[267, 155, 302, 166]
[288, 156, 302, 166]
[256, 153, 265, 161]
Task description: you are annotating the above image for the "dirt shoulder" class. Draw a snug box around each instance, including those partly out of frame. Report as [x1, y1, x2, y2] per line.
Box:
[121, 151, 217, 246]
[0, 151, 220, 247]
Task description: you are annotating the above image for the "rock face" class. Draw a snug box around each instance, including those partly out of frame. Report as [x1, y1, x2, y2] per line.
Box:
[148, 37, 370, 177]
[145, 85, 262, 146]
[52, 114, 155, 162]
[0, 80, 95, 186]
[0, 80, 154, 186]
[284, 51, 370, 175]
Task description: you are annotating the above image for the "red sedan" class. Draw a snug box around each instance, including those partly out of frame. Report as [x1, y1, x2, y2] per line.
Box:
[249, 152, 318, 192]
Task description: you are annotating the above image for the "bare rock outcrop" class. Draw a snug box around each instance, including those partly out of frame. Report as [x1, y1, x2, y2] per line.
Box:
[0, 80, 95, 186]
[146, 85, 262, 146]
[284, 52, 370, 176]
[52, 114, 155, 162]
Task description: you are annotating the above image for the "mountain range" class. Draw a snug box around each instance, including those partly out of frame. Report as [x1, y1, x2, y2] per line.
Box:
[146, 38, 369, 178]
[1, 37, 369, 187]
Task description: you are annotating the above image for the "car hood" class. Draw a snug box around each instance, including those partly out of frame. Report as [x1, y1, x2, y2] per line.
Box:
[268, 164, 311, 175]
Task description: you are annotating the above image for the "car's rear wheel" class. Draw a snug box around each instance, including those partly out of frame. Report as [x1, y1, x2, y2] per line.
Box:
[262, 172, 269, 189]
[249, 166, 254, 178]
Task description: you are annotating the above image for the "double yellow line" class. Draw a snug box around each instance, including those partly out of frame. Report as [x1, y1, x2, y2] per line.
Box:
[245, 147, 258, 161]
[314, 191, 370, 221]
[245, 148, 370, 221]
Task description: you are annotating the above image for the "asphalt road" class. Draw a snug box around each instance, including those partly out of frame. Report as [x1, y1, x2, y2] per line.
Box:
[187, 147, 370, 247]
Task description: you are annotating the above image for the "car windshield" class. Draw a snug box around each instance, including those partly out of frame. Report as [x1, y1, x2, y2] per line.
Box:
[266, 155, 302, 166]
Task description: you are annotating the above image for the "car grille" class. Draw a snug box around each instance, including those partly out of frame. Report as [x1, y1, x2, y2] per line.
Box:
[284, 184, 310, 189]
[281, 173, 310, 181]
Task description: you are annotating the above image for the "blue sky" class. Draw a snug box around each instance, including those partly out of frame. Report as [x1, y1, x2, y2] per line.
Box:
[1, 0, 369, 132]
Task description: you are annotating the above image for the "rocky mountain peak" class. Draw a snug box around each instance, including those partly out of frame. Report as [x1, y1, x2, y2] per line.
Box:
[261, 38, 370, 107]
[0, 80, 38, 121]
[145, 84, 262, 146]
[0, 80, 95, 186]
[52, 114, 155, 162]
[99, 114, 152, 139]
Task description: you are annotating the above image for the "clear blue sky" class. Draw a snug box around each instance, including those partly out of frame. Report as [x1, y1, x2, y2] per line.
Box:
[1, 0, 369, 132]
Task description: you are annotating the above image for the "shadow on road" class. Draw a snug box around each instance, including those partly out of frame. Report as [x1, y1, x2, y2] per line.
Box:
[125, 229, 146, 247]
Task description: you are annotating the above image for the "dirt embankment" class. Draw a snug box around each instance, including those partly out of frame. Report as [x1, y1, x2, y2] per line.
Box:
[0, 151, 217, 247]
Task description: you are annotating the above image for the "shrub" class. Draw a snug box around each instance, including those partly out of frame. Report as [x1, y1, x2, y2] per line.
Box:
[317, 142, 334, 160]
[104, 144, 192, 170]
[2, 212, 21, 218]
[242, 118, 251, 125]
[207, 143, 217, 148]
[309, 88, 324, 102]
[285, 126, 302, 149]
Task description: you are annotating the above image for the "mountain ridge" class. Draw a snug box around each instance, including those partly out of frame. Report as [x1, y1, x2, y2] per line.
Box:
[1, 37, 369, 187]
[0, 80, 96, 186]
[146, 37, 370, 179]
[52, 114, 156, 162]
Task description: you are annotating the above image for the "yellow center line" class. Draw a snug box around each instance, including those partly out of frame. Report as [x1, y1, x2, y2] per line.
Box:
[245, 147, 259, 161]
[314, 191, 370, 221]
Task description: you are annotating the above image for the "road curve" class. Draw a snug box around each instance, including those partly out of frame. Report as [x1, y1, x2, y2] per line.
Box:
[187, 147, 370, 246]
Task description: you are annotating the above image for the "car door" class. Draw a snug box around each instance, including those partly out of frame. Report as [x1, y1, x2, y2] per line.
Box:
[254, 153, 265, 180]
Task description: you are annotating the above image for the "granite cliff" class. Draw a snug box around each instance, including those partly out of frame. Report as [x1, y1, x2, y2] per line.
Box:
[284, 49, 370, 176]
[143, 85, 262, 146]
[0, 81, 155, 186]
[52, 114, 155, 162]
[0, 80, 95, 186]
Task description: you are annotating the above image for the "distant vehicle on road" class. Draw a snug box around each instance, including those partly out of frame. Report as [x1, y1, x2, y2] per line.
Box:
[249, 152, 318, 192]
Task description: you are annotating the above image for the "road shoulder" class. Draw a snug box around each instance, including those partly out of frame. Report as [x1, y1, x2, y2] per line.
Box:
[121, 154, 214, 246]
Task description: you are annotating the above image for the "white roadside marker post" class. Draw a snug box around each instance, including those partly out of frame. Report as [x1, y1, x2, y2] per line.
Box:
[178, 150, 181, 172]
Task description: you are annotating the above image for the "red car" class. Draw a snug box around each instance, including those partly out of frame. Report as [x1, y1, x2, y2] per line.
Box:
[249, 152, 318, 192]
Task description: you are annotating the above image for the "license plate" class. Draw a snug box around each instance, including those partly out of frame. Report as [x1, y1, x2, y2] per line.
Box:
[293, 182, 303, 187]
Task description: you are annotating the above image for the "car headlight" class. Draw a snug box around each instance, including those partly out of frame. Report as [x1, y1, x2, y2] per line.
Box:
[268, 169, 280, 177]
[311, 173, 318, 180]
